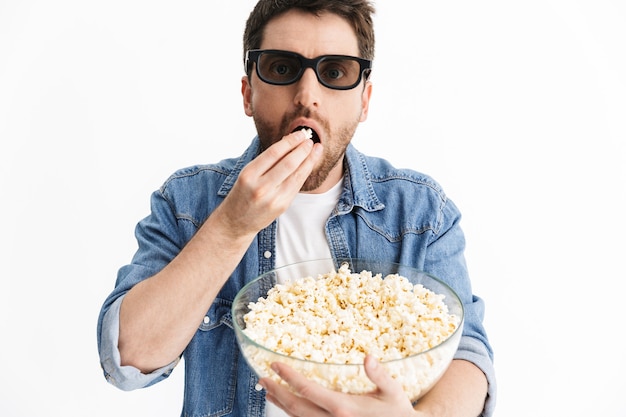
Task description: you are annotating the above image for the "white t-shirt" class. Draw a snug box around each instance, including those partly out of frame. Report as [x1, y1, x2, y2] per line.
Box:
[275, 178, 343, 269]
[266, 178, 343, 417]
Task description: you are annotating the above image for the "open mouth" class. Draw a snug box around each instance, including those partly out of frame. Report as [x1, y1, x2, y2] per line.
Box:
[292, 125, 320, 144]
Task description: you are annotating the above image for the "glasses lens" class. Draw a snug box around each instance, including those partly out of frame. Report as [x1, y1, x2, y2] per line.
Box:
[318, 57, 362, 89]
[257, 52, 301, 85]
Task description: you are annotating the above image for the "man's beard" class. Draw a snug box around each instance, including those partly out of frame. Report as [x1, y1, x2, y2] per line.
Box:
[253, 107, 360, 192]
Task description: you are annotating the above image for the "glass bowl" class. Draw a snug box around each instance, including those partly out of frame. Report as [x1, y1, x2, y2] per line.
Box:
[232, 258, 464, 402]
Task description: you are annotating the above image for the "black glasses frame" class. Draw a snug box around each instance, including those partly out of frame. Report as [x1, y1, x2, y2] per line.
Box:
[245, 49, 372, 90]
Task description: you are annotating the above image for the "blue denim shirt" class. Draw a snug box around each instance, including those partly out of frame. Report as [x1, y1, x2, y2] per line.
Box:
[97, 137, 496, 417]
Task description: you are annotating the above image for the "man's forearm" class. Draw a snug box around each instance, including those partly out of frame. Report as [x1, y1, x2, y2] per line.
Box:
[414, 359, 488, 417]
[118, 204, 257, 373]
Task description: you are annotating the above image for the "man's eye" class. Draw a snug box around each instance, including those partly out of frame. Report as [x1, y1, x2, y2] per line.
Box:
[324, 67, 345, 80]
[269, 61, 297, 77]
[274, 64, 291, 75]
[320, 59, 356, 83]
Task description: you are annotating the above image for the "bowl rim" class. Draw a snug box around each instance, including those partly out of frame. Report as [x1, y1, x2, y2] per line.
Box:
[231, 257, 465, 366]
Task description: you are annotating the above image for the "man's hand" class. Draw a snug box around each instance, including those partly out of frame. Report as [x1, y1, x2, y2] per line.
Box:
[217, 129, 323, 237]
[259, 355, 420, 417]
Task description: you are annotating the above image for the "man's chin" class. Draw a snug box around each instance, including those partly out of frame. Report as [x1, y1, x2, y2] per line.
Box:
[300, 176, 325, 193]
[300, 182, 320, 193]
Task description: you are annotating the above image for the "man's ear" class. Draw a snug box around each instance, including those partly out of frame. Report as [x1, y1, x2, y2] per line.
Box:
[242, 76, 253, 117]
[359, 80, 373, 122]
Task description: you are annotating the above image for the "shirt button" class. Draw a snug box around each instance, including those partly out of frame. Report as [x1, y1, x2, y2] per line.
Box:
[203, 316, 210, 324]
[263, 251, 272, 259]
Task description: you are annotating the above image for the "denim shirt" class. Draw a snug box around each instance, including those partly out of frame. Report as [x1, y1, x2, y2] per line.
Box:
[97, 137, 496, 417]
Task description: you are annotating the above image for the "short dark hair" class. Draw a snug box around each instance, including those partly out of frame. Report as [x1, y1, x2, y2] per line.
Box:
[243, 0, 376, 74]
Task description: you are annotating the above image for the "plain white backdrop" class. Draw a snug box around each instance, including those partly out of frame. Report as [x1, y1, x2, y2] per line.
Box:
[1, 1, 624, 416]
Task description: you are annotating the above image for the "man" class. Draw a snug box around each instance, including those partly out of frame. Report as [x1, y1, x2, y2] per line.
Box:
[97, 1, 496, 416]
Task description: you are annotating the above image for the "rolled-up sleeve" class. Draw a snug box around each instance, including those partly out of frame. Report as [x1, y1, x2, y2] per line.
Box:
[97, 187, 187, 391]
[98, 295, 180, 391]
[455, 333, 497, 417]
[425, 198, 497, 416]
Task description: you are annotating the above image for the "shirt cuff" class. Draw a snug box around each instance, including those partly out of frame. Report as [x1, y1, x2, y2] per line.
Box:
[454, 336, 497, 417]
[99, 295, 180, 391]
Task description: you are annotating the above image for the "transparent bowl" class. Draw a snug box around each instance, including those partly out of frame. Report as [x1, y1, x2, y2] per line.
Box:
[232, 258, 464, 402]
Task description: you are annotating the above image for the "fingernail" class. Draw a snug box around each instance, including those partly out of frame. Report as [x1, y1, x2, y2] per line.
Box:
[271, 363, 281, 375]
[293, 130, 307, 142]
[366, 355, 378, 369]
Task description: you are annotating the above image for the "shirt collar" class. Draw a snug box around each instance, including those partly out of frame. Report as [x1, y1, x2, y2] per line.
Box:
[340, 143, 385, 213]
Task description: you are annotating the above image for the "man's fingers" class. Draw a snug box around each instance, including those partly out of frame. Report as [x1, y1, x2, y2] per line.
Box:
[260, 367, 329, 417]
[263, 359, 416, 417]
[237, 129, 321, 203]
[363, 355, 404, 401]
[252, 129, 313, 176]
[269, 362, 336, 411]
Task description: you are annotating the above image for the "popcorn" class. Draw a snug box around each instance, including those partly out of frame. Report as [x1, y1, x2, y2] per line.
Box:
[301, 127, 313, 140]
[300, 127, 313, 139]
[241, 263, 462, 400]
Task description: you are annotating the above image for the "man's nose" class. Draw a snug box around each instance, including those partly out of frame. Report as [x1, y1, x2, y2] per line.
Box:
[293, 67, 321, 108]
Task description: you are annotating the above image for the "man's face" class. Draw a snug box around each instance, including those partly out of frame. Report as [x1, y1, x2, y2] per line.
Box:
[242, 10, 372, 193]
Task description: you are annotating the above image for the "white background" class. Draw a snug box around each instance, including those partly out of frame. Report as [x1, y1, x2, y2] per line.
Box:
[1, 1, 624, 416]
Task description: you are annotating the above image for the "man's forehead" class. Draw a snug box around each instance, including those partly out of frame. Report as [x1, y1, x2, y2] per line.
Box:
[260, 10, 360, 57]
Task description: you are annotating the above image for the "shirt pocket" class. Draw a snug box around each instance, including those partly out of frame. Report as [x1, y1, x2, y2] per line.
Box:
[183, 298, 238, 417]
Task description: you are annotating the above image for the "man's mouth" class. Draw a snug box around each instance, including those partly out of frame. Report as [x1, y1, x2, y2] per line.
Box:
[292, 125, 320, 144]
